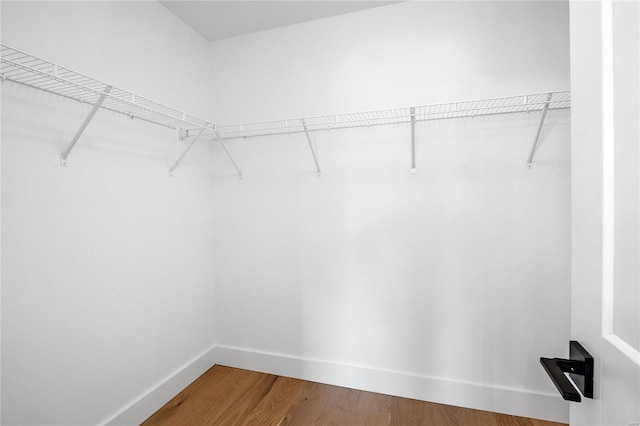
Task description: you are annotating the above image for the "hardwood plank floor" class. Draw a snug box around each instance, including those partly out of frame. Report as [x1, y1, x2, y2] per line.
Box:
[142, 366, 567, 426]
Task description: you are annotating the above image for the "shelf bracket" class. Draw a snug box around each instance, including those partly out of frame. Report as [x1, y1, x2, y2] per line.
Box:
[60, 85, 112, 167]
[169, 124, 208, 176]
[214, 130, 242, 179]
[410, 107, 417, 173]
[302, 119, 321, 176]
[527, 93, 553, 169]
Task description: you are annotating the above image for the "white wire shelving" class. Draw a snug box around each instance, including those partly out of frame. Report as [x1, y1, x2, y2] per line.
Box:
[213, 91, 570, 139]
[0, 44, 240, 175]
[183, 90, 570, 173]
[0, 45, 212, 130]
[1, 43, 570, 175]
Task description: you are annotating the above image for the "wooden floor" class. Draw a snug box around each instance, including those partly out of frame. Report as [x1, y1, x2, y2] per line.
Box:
[143, 366, 566, 426]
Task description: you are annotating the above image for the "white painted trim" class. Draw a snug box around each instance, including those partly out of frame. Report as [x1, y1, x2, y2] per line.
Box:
[211, 345, 569, 424]
[601, 0, 615, 339]
[97, 344, 570, 424]
[604, 334, 640, 367]
[600, 0, 640, 367]
[101, 344, 217, 426]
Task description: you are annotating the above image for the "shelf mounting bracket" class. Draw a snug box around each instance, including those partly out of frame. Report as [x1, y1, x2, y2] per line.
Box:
[60, 85, 112, 167]
[302, 119, 321, 176]
[214, 130, 242, 179]
[169, 124, 208, 176]
[527, 93, 553, 169]
[410, 106, 417, 173]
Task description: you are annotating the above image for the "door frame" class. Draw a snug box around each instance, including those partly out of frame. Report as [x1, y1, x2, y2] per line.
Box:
[600, 0, 640, 367]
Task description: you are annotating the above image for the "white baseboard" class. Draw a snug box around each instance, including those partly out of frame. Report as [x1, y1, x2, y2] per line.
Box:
[211, 345, 569, 424]
[102, 345, 217, 426]
[102, 345, 568, 425]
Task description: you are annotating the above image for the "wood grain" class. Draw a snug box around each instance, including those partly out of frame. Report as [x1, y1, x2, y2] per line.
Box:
[142, 365, 567, 426]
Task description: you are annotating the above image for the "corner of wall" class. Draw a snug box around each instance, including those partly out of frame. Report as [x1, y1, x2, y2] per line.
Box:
[103, 345, 217, 425]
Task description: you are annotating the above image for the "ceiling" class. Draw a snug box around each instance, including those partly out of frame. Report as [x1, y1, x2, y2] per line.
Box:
[159, 1, 399, 42]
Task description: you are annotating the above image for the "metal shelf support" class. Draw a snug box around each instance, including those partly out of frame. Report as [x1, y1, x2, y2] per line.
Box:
[1, 44, 216, 171]
[169, 125, 208, 176]
[60, 85, 112, 167]
[302, 119, 321, 176]
[214, 130, 243, 179]
[410, 106, 417, 173]
[527, 93, 553, 168]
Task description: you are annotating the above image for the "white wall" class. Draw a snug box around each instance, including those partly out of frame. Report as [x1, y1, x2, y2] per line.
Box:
[1, 1, 573, 424]
[208, 1, 569, 123]
[207, 1, 572, 422]
[1, 2, 217, 424]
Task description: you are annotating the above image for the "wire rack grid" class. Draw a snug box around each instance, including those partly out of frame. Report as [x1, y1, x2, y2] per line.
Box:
[212, 91, 570, 140]
[0, 44, 213, 132]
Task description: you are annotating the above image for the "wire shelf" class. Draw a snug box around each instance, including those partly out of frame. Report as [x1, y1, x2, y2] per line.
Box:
[0, 44, 212, 131]
[210, 91, 570, 140]
[0, 43, 569, 173]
